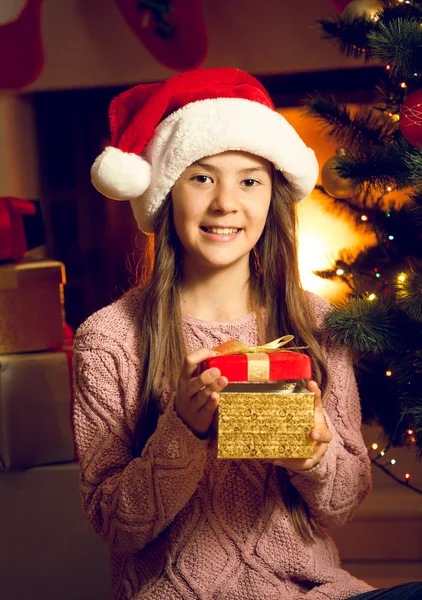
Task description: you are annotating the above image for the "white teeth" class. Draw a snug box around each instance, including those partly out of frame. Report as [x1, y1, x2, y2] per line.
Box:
[206, 227, 240, 234]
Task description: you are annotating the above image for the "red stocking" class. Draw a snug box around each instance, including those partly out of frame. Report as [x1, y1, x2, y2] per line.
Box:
[114, 0, 208, 71]
[0, 0, 44, 89]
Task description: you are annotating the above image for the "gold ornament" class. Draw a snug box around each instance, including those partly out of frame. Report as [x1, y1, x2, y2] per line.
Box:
[321, 149, 357, 199]
[342, 0, 384, 21]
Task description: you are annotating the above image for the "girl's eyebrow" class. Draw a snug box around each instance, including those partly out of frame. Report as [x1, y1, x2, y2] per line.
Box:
[189, 161, 268, 174]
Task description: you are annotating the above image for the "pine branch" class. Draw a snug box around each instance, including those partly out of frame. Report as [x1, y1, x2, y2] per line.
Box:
[323, 298, 399, 353]
[368, 18, 422, 80]
[332, 139, 414, 190]
[316, 15, 375, 59]
[396, 270, 422, 322]
[303, 94, 396, 149]
[405, 150, 422, 188]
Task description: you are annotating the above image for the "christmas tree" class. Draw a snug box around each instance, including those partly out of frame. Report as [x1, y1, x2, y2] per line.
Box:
[304, 0, 422, 492]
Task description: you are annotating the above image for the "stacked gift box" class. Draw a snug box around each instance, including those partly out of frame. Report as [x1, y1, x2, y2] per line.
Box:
[0, 197, 75, 470]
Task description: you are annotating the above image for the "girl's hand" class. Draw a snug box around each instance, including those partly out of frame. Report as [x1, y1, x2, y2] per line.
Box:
[270, 381, 332, 472]
[175, 348, 228, 437]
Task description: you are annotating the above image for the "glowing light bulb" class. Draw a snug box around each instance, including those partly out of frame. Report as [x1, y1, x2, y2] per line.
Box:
[400, 82, 407, 88]
[398, 273, 406, 283]
[380, 451, 385, 456]
[386, 212, 391, 217]
[386, 65, 391, 70]
[388, 235, 394, 240]
[386, 370, 392, 377]
[361, 215, 368, 221]
[336, 268, 344, 276]
[386, 186, 392, 192]
[368, 293, 376, 301]
[407, 429, 414, 435]
[371, 443, 378, 450]
[390, 459, 396, 465]
[375, 273, 381, 278]
[405, 472, 411, 480]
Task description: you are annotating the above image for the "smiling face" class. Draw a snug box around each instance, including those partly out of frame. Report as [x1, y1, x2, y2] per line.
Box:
[171, 151, 273, 276]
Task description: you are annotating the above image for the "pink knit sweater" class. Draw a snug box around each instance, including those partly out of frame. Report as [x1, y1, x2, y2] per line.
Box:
[73, 288, 374, 600]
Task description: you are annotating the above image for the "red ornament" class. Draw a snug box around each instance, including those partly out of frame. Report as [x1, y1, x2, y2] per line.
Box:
[400, 88, 422, 147]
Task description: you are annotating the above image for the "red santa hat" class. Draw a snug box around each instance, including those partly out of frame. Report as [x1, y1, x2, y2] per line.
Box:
[91, 68, 319, 234]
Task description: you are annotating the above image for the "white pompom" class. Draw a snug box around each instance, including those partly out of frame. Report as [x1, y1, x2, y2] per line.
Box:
[91, 146, 152, 200]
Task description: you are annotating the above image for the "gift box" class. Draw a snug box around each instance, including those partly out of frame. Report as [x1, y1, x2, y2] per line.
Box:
[200, 338, 315, 459]
[0, 349, 75, 469]
[0, 259, 66, 354]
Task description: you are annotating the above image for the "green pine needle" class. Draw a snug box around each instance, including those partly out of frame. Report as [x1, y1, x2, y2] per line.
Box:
[405, 150, 422, 188]
[316, 15, 375, 59]
[396, 271, 422, 322]
[323, 298, 398, 353]
[332, 140, 413, 190]
[303, 94, 395, 149]
[368, 18, 422, 79]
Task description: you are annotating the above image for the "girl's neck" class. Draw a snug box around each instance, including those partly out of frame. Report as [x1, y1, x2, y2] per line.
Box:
[180, 262, 252, 323]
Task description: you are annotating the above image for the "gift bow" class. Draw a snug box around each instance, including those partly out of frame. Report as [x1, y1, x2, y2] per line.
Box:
[214, 336, 307, 356]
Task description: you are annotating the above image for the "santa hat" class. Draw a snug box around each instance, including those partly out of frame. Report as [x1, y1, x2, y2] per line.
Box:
[91, 68, 318, 234]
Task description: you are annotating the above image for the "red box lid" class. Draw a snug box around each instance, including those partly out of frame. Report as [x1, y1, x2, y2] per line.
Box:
[200, 351, 312, 383]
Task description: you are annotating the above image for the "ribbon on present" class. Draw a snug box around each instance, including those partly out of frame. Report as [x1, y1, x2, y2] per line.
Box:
[0, 197, 36, 261]
[214, 336, 308, 382]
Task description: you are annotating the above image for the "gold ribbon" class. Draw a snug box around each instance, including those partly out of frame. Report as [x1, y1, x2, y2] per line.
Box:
[213, 336, 307, 382]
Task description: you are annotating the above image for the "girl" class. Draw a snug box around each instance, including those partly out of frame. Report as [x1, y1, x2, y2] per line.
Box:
[73, 68, 421, 600]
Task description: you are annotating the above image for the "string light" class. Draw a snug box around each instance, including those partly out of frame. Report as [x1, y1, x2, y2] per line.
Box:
[405, 472, 411, 480]
[375, 273, 381, 278]
[386, 65, 391, 70]
[390, 459, 396, 465]
[371, 443, 379, 450]
[386, 370, 392, 376]
[336, 268, 344, 276]
[386, 186, 392, 192]
[386, 212, 391, 217]
[368, 293, 376, 301]
[388, 235, 394, 240]
[392, 114, 400, 122]
[380, 450, 385, 456]
[361, 215, 368, 221]
[398, 273, 406, 283]
[400, 82, 407, 88]
[408, 429, 414, 435]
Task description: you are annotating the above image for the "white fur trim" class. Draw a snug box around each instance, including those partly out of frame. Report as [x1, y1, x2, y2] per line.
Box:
[134, 98, 318, 233]
[91, 146, 152, 201]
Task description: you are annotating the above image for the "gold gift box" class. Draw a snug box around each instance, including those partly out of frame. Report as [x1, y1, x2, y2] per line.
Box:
[218, 383, 315, 459]
[0, 260, 66, 354]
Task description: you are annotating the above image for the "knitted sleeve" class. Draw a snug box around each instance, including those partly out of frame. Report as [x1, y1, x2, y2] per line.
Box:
[72, 331, 209, 555]
[288, 295, 372, 529]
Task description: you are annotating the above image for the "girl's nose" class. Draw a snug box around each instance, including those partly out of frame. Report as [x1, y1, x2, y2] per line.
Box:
[210, 184, 238, 214]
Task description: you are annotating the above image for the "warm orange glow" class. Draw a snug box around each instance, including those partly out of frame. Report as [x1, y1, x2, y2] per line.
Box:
[405, 472, 411, 480]
[371, 443, 378, 450]
[407, 429, 414, 435]
[386, 370, 392, 377]
[361, 215, 368, 221]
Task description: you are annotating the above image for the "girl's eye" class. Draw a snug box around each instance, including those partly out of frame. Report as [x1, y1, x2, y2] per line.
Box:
[192, 175, 212, 184]
[243, 179, 259, 187]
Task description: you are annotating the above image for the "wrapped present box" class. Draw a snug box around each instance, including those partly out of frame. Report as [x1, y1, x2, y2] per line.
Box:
[0, 259, 65, 354]
[0, 349, 75, 469]
[200, 339, 315, 460]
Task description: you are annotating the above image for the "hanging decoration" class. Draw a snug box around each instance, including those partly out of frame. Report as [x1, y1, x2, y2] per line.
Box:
[321, 149, 358, 198]
[114, 0, 208, 71]
[342, 0, 384, 20]
[0, 0, 44, 89]
[0, 197, 36, 261]
[400, 88, 422, 147]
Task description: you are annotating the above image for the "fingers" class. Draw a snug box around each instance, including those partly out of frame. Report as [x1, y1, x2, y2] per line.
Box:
[180, 348, 217, 381]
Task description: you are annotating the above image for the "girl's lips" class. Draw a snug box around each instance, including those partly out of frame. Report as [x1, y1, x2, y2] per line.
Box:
[199, 226, 242, 242]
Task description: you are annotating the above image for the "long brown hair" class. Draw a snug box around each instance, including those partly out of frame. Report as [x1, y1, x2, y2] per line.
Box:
[133, 170, 328, 542]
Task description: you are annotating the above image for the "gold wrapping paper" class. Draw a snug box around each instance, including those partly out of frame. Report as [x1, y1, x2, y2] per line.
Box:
[218, 391, 315, 459]
[0, 260, 66, 354]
